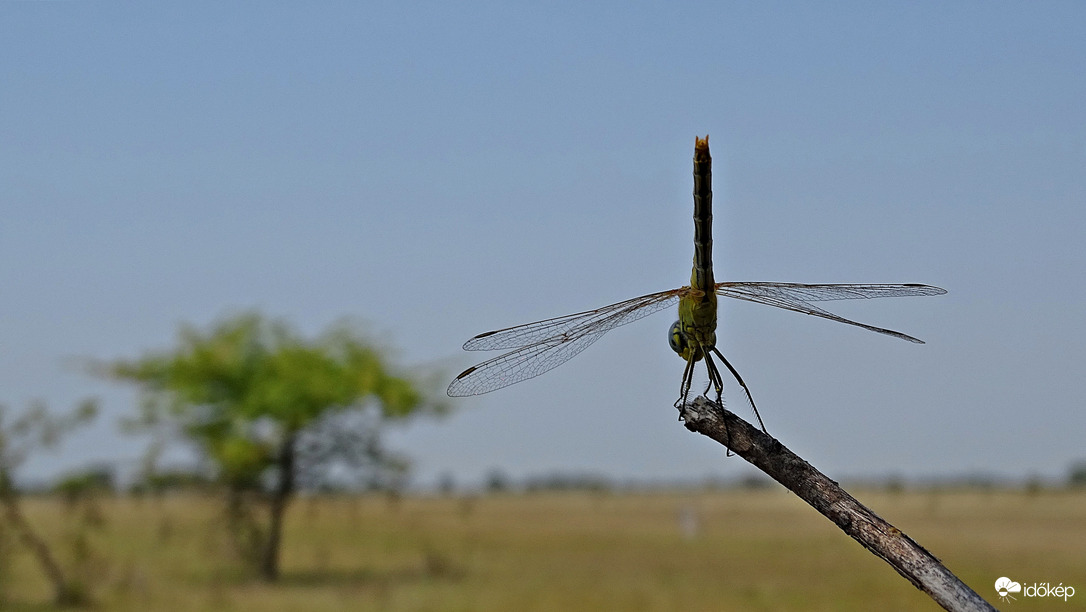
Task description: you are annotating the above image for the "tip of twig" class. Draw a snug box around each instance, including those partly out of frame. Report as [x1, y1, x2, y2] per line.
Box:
[676, 396, 717, 431]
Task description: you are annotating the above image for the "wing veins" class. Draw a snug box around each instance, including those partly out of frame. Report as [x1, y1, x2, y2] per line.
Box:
[449, 289, 684, 395]
[462, 288, 684, 351]
[715, 282, 945, 343]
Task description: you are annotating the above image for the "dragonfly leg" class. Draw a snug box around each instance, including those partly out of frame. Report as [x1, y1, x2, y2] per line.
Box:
[702, 351, 734, 454]
[710, 347, 767, 433]
[702, 351, 725, 406]
[676, 354, 697, 412]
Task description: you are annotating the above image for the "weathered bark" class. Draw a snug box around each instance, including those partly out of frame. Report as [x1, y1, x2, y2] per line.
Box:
[260, 430, 296, 581]
[678, 396, 996, 612]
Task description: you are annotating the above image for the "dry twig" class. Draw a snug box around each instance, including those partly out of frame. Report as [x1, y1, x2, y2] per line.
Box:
[678, 396, 997, 612]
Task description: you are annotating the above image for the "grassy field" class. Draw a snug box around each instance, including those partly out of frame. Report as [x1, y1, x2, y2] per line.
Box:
[2, 488, 1084, 610]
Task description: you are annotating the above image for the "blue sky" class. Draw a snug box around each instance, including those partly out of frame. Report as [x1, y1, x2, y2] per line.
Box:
[3, 3, 1084, 488]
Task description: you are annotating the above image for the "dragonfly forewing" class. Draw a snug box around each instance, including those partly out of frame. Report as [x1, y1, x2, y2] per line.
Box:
[715, 282, 947, 343]
[449, 288, 687, 396]
[461, 289, 687, 351]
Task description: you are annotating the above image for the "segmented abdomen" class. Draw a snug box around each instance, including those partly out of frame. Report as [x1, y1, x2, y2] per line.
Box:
[691, 136, 713, 292]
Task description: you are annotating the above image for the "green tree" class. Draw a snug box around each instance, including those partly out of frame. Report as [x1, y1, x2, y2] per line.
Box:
[98, 312, 443, 581]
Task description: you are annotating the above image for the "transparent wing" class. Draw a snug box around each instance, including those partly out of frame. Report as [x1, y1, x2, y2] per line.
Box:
[448, 288, 687, 396]
[715, 282, 946, 343]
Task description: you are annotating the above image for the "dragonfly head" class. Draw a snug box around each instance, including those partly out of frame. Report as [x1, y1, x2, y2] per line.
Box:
[668, 320, 703, 362]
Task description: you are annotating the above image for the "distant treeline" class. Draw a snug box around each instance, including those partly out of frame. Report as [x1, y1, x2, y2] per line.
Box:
[17, 461, 1086, 497]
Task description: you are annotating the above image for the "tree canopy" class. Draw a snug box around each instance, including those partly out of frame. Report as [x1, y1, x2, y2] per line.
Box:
[99, 312, 444, 579]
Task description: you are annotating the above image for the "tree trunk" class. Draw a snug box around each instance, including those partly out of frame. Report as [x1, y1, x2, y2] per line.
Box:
[260, 430, 296, 581]
[0, 472, 83, 605]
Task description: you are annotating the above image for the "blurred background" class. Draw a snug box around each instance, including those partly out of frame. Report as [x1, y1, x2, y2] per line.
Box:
[2, 3, 1084, 609]
[4, 1, 1083, 489]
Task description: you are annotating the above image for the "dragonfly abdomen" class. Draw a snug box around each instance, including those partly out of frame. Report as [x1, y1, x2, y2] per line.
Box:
[692, 135, 714, 292]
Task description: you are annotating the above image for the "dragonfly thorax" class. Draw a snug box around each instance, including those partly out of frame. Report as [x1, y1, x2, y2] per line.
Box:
[669, 320, 707, 363]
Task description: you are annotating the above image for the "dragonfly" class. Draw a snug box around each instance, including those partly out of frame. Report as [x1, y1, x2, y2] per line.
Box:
[448, 136, 945, 427]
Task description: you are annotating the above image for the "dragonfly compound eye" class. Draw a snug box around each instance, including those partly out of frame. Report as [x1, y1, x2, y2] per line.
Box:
[668, 320, 688, 356]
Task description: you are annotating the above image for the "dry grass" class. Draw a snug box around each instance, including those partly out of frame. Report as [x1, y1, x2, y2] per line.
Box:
[2, 488, 1084, 610]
